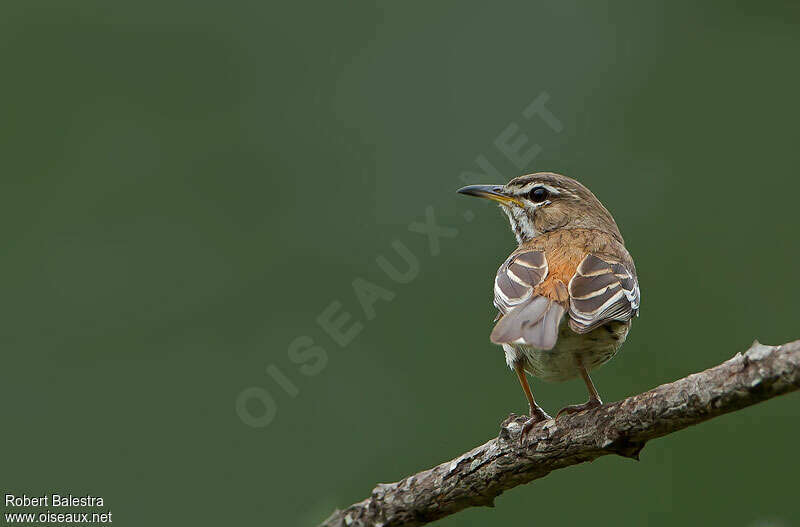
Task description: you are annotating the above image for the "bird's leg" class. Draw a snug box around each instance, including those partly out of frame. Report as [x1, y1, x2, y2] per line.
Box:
[556, 359, 603, 420]
[514, 361, 552, 443]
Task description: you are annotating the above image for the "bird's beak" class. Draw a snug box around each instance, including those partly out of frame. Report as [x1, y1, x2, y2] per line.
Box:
[457, 184, 523, 207]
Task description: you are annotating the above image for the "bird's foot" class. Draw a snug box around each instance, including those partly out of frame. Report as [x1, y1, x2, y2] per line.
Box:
[519, 406, 552, 445]
[556, 397, 603, 421]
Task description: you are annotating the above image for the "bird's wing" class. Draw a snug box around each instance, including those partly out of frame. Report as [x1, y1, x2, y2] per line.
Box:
[567, 253, 640, 334]
[490, 250, 565, 350]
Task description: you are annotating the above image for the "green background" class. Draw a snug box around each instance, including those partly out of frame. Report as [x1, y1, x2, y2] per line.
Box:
[1, 1, 798, 526]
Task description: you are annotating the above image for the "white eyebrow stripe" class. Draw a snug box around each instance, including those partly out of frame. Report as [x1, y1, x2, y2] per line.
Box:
[514, 183, 570, 197]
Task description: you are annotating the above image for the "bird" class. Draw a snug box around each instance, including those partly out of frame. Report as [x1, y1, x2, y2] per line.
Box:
[457, 172, 640, 441]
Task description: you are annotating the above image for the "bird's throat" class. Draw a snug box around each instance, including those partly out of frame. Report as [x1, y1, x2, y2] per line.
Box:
[501, 205, 538, 244]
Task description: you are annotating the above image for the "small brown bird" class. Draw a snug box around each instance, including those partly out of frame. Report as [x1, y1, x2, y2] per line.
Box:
[458, 172, 640, 439]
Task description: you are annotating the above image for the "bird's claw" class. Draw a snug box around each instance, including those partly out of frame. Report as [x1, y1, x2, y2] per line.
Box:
[519, 407, 552, 445]
[555, 398, 603, 421]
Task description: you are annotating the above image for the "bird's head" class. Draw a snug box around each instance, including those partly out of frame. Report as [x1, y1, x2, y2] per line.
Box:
[458, 172, 622, 245]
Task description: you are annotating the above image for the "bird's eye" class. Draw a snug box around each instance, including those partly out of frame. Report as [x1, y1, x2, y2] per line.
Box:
[529, 187, 549, 203]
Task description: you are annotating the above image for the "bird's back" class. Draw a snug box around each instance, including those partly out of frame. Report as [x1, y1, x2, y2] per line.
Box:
[495, 228, 637, 381]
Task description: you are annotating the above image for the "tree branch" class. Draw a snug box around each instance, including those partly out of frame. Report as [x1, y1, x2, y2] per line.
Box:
[321, 339, 800, 527]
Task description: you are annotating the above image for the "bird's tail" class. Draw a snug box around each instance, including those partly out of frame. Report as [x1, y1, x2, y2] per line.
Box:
[490, 297, 565, 350]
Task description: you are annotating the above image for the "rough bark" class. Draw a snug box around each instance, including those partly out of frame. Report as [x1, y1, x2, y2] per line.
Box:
[321, 339, 800, 527]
